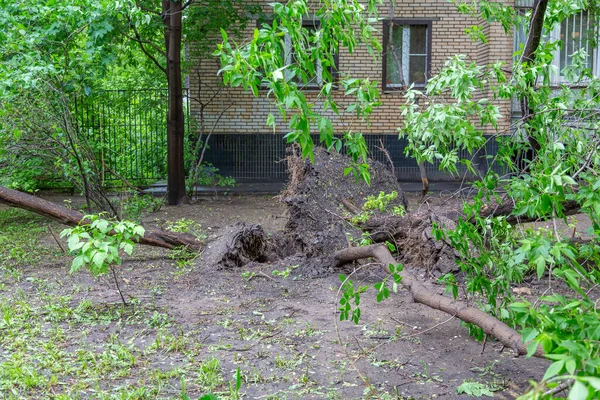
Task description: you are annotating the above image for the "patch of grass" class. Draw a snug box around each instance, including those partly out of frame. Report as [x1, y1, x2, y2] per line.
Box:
[0, 208, 59, 269]
[274, 353, 301, 371]
[197, 357, 224, 392]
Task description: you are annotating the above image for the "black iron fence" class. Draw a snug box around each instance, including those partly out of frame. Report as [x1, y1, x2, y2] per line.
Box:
[74, 89, 501, 185]
[74, 89, 173, 184]
[203, 133, 502, 182]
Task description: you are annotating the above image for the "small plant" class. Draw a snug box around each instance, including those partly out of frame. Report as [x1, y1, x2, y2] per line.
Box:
[338, 275, 369, 324]
[121, 192, 163, 222]
[61, 214, 145, 305]
[350, 191, 405, 225]
[362, 191, 400, 212]
[271, 265, 298, 279]
[456, 380, 498, 397]
[166, 218, 207, 241]
[241, 271, 256, 281]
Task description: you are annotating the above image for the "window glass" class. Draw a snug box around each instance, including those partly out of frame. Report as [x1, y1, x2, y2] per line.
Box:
[385, 22, 429, 88]
[514, 9, 596, 83]
[559, 10, 594, 73]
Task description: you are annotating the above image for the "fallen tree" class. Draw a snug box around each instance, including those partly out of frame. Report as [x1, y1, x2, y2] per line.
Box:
[0, 150, 553, 359]
[0, 186, 200, 250]
[333, 243, 543, 358]
[199, 148, 547, 359]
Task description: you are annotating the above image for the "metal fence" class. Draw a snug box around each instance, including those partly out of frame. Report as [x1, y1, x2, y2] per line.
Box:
[74, 89, 172, 184]
[203, 133, 503, 182]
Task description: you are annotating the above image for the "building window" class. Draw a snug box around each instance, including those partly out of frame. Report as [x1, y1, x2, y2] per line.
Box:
[256, 18, 337, 89]
[515, 9, 598, 84]
[553, 10, 597, 81]
[382, 20, 432, 91]
[284, 20, 326, 88]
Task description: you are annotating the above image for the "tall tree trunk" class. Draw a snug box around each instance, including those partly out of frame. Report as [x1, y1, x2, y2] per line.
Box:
[163, 1, 186, 205]
[518, 0, 549, 161]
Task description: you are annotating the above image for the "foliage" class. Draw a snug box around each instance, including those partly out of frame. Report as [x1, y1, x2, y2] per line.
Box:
[120, 192, 164, 222]
[350, 191, 405, 224]
[215, 0, 382, 181]
[61, 214, 145, 277]
[401, 1, 600, 398]
[271, 265, 299, 278]
[218, 0, 600, 397]
[456, 380, 497, 397]
[61, 214, 145, 305]
[339, 263, 402, 323]
[166, 218, 207, 242]
[338, 274, 369, 324]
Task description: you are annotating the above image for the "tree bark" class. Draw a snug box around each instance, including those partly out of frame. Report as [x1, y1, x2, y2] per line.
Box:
[0, 186, 200, 250]
[518, 0, 549, 158]
[478, 197, 581, 224]
[334, 243, 544, 358]
[163, 1, 186, 205]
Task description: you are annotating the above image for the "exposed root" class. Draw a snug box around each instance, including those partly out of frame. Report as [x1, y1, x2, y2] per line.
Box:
[202, 222, 268, 269]
[333, 243, 545, 359]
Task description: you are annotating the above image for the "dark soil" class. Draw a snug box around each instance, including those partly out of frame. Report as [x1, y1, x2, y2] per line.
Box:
[0, 190, 552, 399]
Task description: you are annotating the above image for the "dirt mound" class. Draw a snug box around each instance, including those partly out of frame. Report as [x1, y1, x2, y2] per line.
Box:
[280, 147, 407, 255]
[202, 146, 457, 277]
[269, 147, 406, 276]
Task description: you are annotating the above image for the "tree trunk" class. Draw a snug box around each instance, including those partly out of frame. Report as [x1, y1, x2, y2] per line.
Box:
[334, 243, 544, 358]
[0, 186, 200, 250]
[518, 0, 549, 159]
[163, 1, 186, 205]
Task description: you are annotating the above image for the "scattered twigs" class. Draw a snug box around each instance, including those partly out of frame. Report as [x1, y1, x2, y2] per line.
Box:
[341, 198, 361, 215]
[247, 271, 274, 281]
[543, 379, 574, 397]
[395, 314, 457, 340]
[47, 224, 66, 254]
[334, 244, 545, 358]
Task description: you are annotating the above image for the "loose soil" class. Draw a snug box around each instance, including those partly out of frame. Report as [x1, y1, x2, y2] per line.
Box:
[0, 191, 556, 399]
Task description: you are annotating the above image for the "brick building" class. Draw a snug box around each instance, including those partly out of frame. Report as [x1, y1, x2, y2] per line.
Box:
[189, 0, 593, 181]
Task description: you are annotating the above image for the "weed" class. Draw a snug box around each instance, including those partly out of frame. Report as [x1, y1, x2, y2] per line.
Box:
[120, 192, 163, 222]
[0, 208, 58, 268]
[456, 380, 500, 397]
[145, 311, 172, 328]
[271, 265, 298, 279]
[274, 354, 299, 371]
[198, 357, 224, 391]
[166, 218, 207, 241]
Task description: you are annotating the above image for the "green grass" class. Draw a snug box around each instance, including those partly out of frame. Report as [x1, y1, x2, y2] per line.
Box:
[0, 208, 60, 271]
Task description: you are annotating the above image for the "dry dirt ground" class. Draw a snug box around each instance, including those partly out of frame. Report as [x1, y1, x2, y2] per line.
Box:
[0, 193, 554, 399]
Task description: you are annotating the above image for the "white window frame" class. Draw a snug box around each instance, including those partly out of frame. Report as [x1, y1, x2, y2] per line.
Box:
[548, 10, 599, 84]
[382, 19, 432, 91]
[283, 26, 324, 88]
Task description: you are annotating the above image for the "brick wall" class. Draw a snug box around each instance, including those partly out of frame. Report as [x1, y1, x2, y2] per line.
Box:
[189, 0, 515, 137]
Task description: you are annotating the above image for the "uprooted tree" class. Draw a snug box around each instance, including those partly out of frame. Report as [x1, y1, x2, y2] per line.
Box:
[1, 0, 600, 398]
[212, 0, 600, 397]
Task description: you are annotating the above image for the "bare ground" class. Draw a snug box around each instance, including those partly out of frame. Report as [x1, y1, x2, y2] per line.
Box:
[0, 193, 556, 399]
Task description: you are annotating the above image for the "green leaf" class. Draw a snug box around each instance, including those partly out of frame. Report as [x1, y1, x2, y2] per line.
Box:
[568, 380, 588, 400]
[70, 255, 85, 273]
[526, 340, 539, 358]
[543, 360, 565, 381]
[522, 328, 539, 343]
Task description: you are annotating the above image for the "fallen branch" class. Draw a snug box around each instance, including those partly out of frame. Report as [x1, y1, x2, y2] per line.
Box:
[334, 243, 545, 358]
[0, 186, 200, 250]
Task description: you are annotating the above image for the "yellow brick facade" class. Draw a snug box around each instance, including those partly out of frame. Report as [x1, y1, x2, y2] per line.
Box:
[189, 0, 515, 137]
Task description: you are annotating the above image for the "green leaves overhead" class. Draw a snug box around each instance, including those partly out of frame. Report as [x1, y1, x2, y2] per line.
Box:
[215, 0, 382, 175]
